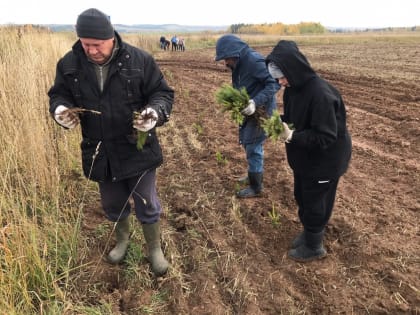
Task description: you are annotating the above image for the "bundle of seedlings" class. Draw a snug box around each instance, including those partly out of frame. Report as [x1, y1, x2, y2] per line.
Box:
[133, 110, 157, 150]
[215, 84, 288, 140]
[259, 109, 286, 141]
[55, 107, 101, 129]
[215, 84, 249, 125]
[61, 107, 102, 116]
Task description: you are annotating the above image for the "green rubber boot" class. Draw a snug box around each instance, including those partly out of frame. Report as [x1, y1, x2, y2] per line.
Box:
[142, 222, 169, 276]
[107, 217, 130, 264]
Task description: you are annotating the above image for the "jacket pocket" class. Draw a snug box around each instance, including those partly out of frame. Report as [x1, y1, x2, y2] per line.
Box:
[119, 68, 145, 102]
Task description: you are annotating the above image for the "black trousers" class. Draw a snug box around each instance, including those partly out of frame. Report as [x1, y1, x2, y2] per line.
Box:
[98, 169, 162, 224]
[293, 173, 340, 233]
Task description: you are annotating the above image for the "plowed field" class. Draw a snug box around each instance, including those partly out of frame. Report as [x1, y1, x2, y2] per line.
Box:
[78, 38, 419, 314]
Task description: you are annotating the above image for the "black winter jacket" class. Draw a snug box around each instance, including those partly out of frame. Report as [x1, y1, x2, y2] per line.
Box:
[48, 32, 174, 182]
[266, 40, 351, 178]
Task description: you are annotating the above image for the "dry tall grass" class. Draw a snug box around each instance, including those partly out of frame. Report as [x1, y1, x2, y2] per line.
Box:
[0, 27, 92, 314]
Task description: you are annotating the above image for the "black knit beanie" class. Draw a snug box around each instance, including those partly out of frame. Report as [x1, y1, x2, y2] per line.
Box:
[76, 8, 114, 39]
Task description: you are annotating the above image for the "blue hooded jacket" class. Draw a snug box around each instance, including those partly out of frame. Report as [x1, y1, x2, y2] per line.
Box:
[216, 35, 280, 144]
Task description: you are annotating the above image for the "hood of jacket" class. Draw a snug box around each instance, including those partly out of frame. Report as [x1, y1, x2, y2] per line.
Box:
[266, 40, 317, 89]
[215, 34, 248, 61]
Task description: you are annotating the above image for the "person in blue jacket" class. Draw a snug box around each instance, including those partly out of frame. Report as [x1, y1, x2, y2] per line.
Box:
[266, 40, 352, 262]
[215, 34, 280, 198]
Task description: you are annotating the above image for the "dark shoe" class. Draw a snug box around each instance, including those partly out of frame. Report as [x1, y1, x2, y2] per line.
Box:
[290, 231, 305, 249]
[288, 230, 326, 262]
[237, 172, 263, 198]
[288, 244, 326, 262]
[236, 186, 261, 198]
[250, 172, 263, 192]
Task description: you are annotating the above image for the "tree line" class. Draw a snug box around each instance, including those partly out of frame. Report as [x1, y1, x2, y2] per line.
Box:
[229, 22, 327, 35]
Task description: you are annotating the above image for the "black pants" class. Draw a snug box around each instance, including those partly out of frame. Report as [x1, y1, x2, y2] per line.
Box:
[294, 174, 340, 233]
[98, 169, 162, 224]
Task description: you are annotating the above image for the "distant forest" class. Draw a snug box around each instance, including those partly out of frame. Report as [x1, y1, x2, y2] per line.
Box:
[229, 22, 420, 34]
[230, 22, 326, 34]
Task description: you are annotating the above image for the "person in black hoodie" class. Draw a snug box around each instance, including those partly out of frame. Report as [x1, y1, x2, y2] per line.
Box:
[266, 40, 352, 262]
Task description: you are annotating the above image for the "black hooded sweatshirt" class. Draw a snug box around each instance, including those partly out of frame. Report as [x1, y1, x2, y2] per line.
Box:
[266, 40, 352, 178]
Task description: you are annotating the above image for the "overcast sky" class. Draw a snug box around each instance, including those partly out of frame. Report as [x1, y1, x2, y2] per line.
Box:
[1, 0, 419, 28]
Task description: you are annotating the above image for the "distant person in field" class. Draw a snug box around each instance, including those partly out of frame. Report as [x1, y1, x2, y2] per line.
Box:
[159, 35, 166, 50]
[159, 36, 170, 50]
[171, 35, 178, 51]
[178, 37, 185, 51]
[164, 39, 170, 50]
[48, 8, 174, 276]
[215, 34, 280, 198]
[266, 40, 352, 262]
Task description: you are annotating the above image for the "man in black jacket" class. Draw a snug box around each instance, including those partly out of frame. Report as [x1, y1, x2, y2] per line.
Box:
[266, 40, 352, 262]
[48, 8, 174, 276]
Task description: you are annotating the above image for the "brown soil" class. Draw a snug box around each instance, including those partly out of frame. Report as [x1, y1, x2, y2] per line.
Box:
[75, 41, 419, 314]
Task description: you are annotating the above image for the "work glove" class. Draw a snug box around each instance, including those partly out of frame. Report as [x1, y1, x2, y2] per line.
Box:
[241, 99, 256, 116]
[281, 122, 294, 143]
[54, 105, 79, 129]
[133, 108, 158, 132]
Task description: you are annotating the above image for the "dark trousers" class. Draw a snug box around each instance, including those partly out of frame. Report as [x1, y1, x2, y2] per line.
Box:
[294, 173, 339, 233]
[99, 169, 162, 224]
